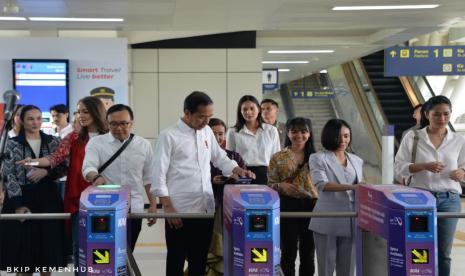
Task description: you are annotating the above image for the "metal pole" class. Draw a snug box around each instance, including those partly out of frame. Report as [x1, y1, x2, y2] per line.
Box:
[5, 212, 465, 220]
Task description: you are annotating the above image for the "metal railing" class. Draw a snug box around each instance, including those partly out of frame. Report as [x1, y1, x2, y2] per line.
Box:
[3, 211, 465, 276]
[3, 211, 465, 220]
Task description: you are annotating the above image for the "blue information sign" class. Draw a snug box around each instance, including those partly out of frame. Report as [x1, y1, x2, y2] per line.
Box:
[385, 46, 465, 76]
[262, 69, 278, 91]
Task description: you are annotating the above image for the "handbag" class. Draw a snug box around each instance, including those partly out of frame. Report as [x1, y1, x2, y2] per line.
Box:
[406, 130, 419, 186]
[98, 133, 134, 174]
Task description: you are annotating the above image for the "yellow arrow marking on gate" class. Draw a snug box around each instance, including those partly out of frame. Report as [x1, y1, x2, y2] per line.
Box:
[251, 248, 267, 263]
[93, 249, 110, 264]
[412, 249, 428, 264]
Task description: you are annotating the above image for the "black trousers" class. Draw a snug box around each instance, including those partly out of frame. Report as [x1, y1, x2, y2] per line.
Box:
[247, 166, 268, 185]
[280, 195, 316, 276]
[165, 218, 214, 276]
[127, 218, 142, 253]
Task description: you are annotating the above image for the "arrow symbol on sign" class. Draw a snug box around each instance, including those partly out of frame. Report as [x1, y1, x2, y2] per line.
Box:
[390, 50, 397, 58]
[93, 250, 110, 264]
[412, 249, 427, 263]
[252, 248, 267, 263]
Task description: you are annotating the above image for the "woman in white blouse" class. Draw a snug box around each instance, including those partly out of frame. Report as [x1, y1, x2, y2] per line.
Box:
[226, 95, 281, 184]
[395, 95, 465, 276]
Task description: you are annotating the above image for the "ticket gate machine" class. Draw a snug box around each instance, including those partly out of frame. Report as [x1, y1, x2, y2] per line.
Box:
[356, 184, 437, 276]
[223, 185, 280, 276]
[79, 185, 130, 276]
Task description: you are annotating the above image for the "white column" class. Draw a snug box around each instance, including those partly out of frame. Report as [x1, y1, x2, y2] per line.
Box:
[382, 125, 395, 184]
[441, 76, 457, 98]
[448, 76, 465, 123]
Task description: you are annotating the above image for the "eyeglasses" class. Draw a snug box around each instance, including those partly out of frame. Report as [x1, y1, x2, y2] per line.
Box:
[109, 121, 132, 128]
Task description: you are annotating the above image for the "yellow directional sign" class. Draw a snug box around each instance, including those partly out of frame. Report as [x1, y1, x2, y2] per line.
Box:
[400, 49, 410, 58]
[411, 249, 428, 264]
[390, 50, 397, 58]
[251, 248, 267, 263]
[93, 249, 110, 264]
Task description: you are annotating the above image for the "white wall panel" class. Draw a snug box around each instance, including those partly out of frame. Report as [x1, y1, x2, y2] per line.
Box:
[159, 49, 226, 72]
[158, 73, 227, 131]
[227, 73, 262, 127]
[132, 73, 158, 138]
[132, 49, 158, 72]
[227, 49, 262, 72]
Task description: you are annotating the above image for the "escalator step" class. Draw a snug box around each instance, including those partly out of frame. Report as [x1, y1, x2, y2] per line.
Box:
[371, 79, 402, 85]
[371, 85, 405, 92]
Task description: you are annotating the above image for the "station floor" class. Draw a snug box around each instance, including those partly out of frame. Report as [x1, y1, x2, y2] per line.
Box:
[3, 201, 465, 275]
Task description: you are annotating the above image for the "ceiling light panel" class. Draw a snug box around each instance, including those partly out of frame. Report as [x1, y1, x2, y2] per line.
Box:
[332, 5, 439, 11]
[262, 61, 309, 64]
[0, 16, 26, 21]
[28, 17, 124, 22]
[268, 50, 334, 54]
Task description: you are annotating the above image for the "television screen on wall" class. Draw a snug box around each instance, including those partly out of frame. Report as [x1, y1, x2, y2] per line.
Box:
[12, 59, 69, 131]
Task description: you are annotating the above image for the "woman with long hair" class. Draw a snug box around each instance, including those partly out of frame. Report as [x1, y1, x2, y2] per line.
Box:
[1, 105, 68, 275]
[7, 104, 23, 138]
[268, 117, 318, 276]
[226, 95, 280, 184]
[309, 119, 364, 276]
[395, 95, 465, 276]
[17, 96, 108, 271]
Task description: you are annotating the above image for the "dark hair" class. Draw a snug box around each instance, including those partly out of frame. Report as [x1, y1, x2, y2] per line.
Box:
[413, 104, 423, 111]
[19, 105, 41, 133]
[419, 95, 452, 129]
[260, 98, 279, 108]
[106, 104, 134, 120]
[20, 105, 41, 122]
[285, 117, 316, 165]
[321, 119, 352, 151]
[77, 96, 108, 143]
[50, 104, 69, 114]
[234, 95, 264, 132]
[7, 104, 23, 130]
[208, 118, 227, 130]
[183, 91, 213, 114]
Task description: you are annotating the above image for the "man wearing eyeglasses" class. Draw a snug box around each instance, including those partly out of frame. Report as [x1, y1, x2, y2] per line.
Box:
[81, 104, 157, 252]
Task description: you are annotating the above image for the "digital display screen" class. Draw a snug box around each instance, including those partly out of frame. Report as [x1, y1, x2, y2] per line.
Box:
[249, 215, 267, 232]
[410, 215, 429, 232]
[91, 216, 110, 233]
[13, 59, 69, 131]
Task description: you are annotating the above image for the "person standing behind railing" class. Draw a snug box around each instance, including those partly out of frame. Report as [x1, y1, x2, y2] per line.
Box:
[206, 117, 246, 276]
[152, 91, 255, 276]
[1, 105, 68, 274]
[401, 103, 423, 140]
[15, 96, 108, 274]
[308, 119, 364, 276]
[268, 117, 318, 276]
[226, 95, 281, 185]
[395, 95, 465, 276]
[6, 105, 23, 138]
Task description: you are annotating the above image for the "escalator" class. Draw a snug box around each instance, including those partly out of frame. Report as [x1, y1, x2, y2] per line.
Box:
[361, 50, 414, 142]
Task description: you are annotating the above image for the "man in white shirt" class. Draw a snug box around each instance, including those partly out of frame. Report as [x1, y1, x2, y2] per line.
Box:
[261, 98, 286, 148]
[152, 91, 254, 276]
[50, 104, 74, 139]
[82, 104, 156, 252]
